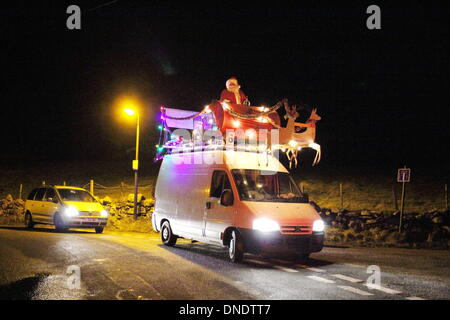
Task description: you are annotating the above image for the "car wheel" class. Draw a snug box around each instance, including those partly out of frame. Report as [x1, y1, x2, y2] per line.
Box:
[95, 227, 104, 234]
[228, 230, 244, 263]
[54, 214, 67, 232]
[24, 212, 34, 229]
[161, 221, 177, 246]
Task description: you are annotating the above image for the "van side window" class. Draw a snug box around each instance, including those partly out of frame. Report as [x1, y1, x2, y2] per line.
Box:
[34, 188, 46, 201]
[210, 171, 231, 198]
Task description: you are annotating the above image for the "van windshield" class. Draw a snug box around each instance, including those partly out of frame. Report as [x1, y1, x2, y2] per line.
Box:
[231, 169, 308, 203]
[57, 189, 96, 202]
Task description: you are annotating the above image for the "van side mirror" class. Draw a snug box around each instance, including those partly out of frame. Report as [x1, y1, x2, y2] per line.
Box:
[220, 189, 234, 207]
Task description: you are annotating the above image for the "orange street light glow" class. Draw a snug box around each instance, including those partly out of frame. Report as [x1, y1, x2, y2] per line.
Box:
[124, 108, 136, 116]
[116, 95, 142, 118]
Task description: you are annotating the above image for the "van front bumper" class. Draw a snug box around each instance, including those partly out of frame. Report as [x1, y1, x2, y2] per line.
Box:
[62, 216, 108, 228]
[238, 228, 324, 254]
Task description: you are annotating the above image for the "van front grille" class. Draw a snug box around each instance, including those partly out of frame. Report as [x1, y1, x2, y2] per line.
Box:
[280, 225, 311, 234]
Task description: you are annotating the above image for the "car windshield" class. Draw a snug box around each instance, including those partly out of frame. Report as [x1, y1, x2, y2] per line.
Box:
[231, 169, 308, 203]
[57, 189, 96, 202]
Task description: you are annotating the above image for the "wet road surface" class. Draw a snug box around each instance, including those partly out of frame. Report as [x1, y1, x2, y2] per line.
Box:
[0, 226, 449, 300]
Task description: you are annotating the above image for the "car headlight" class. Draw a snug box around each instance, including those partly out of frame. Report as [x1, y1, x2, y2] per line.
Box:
[100, 210, 108, 217]
[313, 219, 325, 232]
[65, 206, 79, 217]
[253, 218, 280, 232]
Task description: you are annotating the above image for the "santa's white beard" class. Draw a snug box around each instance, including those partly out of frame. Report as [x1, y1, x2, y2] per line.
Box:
[227, 87, 241, 104]
[227, 85, 240, 93]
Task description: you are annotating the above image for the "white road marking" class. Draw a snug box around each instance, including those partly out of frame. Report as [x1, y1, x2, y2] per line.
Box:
[246, 259, 298, 273]
[331, 274, 364, 283]
[267, 259, 326, 273]
[343, 263, 366, 269]
[338, 285, 374, 296]
[273, 265, 299, 273]
[307, 275, 335, 284]
[246, 259, 272, 266]
[134, 275, 163, 298]
[365, 284, 402, 295]
[270, 258, 292, 264]
[295, 264, 326, 273]
[406, 296, 426, 300]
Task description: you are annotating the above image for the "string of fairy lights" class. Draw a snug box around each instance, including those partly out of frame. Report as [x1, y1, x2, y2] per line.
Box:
[153, 99, 321, 167]
[154, 100, 285, 158]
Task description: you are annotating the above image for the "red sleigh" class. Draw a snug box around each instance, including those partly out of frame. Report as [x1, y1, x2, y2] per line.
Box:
[158, 99, 321, 167]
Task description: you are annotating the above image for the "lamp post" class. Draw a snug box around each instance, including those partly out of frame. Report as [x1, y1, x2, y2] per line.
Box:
[124, 108, 140, 220]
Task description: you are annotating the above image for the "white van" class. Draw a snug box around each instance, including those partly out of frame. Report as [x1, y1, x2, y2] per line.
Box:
[152, 150, 324, 262]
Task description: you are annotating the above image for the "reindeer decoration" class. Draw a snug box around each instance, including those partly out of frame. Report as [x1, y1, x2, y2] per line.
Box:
[279, 101, 322, 167]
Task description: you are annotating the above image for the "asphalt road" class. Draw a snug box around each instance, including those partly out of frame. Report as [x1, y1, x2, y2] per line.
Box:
[0, 226, 449, 300]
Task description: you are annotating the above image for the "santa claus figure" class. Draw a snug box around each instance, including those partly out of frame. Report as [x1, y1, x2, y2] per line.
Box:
[220, 77, 249, 105]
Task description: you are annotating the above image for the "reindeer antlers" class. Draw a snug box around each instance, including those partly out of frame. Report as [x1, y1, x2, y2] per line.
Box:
[284, 100, 301, 120]
[309, 107, 321, 121]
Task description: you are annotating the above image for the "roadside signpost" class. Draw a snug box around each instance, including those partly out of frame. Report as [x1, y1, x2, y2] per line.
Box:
[397, 166, 411, 232]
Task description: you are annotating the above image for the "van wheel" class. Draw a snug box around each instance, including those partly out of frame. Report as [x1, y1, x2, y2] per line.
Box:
[229, 230, 244, 263]
[24, 212, 34, 229]
[54, 214, 67, 232]
[95, 227, 104, 234]
[161, 221, 177, 246]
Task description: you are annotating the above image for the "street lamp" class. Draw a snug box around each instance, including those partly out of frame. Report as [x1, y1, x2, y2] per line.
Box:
[123, 107, 140, 220]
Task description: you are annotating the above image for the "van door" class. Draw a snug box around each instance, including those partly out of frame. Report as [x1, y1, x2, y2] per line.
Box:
[204, 170, 234, 243]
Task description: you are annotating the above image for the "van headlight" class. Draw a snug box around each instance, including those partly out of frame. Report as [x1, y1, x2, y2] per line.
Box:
[313, 219, 325, 232]
[253, 218, 280, 232]
[100, 210, 108, 217]
[65, 207, 79, 217]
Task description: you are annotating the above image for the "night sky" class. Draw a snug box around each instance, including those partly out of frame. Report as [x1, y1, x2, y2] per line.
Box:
[2, 1, 449, 174]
